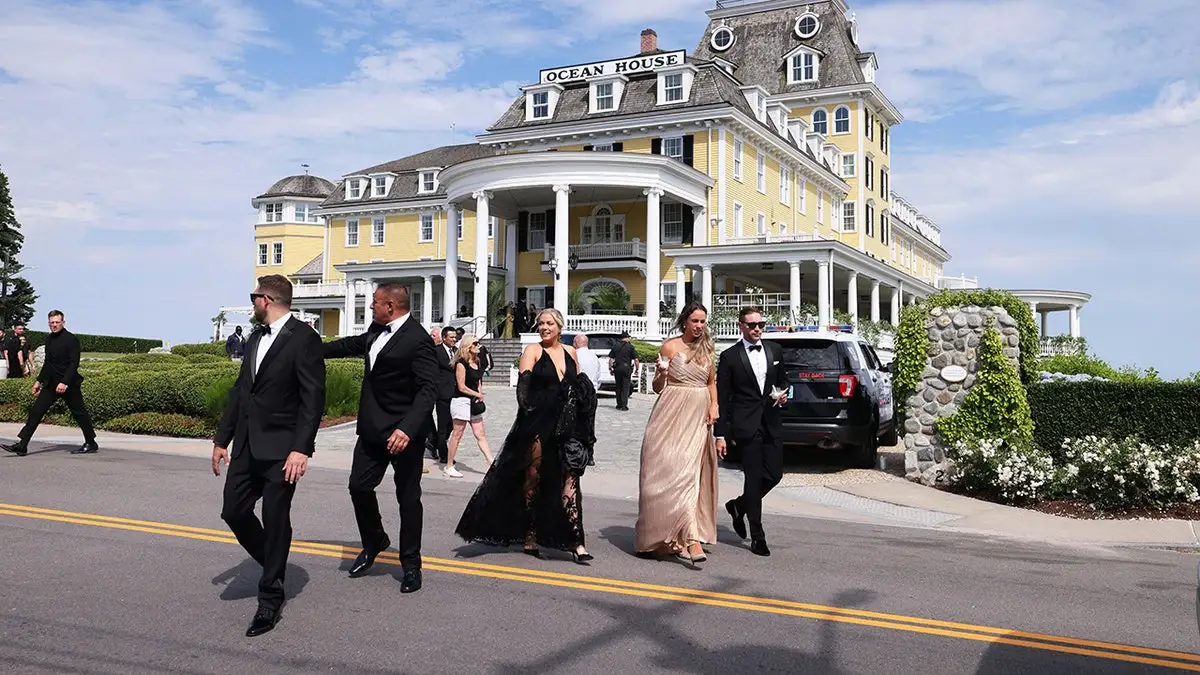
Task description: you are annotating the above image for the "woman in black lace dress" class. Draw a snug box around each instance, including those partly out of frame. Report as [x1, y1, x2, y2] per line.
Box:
[455, 308, 597, 563]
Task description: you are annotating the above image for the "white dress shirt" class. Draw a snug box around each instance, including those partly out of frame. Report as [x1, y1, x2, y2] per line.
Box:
[575, 347, 602, 390]
[742, 338, 768, 393]
[253, 314, 292, 378]
[368, 314, 410, 370]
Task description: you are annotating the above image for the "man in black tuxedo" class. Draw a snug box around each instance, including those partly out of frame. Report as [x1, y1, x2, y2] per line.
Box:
[714, 307, 789, 557]
[212, 275, 326, 637]
[323, 283, 438, 593]
[608, 331, 637, 411]
[3, 311, 98, 457]
[426, 326, 457, 464]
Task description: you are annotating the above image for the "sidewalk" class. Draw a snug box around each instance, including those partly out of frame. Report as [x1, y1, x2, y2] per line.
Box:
[3, 421, 1197, 549]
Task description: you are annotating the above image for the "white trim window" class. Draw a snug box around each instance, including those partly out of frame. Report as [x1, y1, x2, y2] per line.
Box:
[372, 216, 386, 245]
[527, 287, 547, 310]
[840, 153, 856, 178]
[733, 137, 744, 180]
[789, 51, 817, 84]
[592, 143, 614, 151]
[663, 73, 684, 103]
[865, 203, 875, 237]
[488, 217, 495, 239]
[265, 203, 283, 223]
[756, 212, 766, 235]
[662, 136, 684, 161]
[881, 211, 890, 245]
[528, 212, 547, 250]
[865, 111, 874, 141]
[833, 106, 851, 134]
[348, 179, 362, 199]
[293, 204, 307, 223]
[419, 171, 437, 194]
[756, 93, 767, 121]
[733, 202, 744, 237]
[661, 203, 684, 244]
[880, 168, 889, 200]
[257, 243, 268, 266]
[661, 282, 678, 308]
[798, 177, 807, 214]
[532, 91, 550, 119]
[842, 202, 856, 233]
[865, 156, 875, 191]
[373, 176, 387, 197]
[271, 242, 283, 265]
[581, 206, 624, 245]
[779, 166, 791, 206]
[812, 109, 828, 135]
[595, 82, 615, 111]
[882, 127, 890, 154]
[346, 219, 360, 246]
[419, 213, 434, 242]
[756, 152, 766, 193]
[817, 190, 825, 223]
[457, 214, 463, 240]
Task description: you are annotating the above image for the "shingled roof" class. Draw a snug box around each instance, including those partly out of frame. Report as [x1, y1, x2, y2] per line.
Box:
[256, 174, 336, 200]
[322, 144, 496, 208]
[294, 254, 323, 276]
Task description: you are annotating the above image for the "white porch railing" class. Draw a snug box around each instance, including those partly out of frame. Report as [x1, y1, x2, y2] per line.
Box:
[726, 232, 826, 245]
[712, 293, 792, 313]
[936, 274, 979, 290]
[545, 240, 647, 261]
[566, 315, 648, 334]
[294, 282, 348, 298]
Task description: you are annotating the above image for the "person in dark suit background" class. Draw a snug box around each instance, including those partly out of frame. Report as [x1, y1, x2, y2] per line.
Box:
[608, 331, 638, 411]
[426, 326, 457, 464]
[323, 283, 438, 594]
[4, 323, 27, 378]
[3, 311, 98, 457]
[714, 307, 789, 557]
[212, 275, 326, 636]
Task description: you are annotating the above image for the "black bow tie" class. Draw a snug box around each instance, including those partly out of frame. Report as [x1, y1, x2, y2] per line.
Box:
[255, 325, 272, 336]
[748, 344, 762, 352]
[381, 325, 392, 334]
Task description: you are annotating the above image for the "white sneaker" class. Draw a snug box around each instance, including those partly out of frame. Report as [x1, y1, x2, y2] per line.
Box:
[443, 465, 464, 478]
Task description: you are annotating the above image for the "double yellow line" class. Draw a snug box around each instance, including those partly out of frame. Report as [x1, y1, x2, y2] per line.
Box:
[2, 501, 1198, 671]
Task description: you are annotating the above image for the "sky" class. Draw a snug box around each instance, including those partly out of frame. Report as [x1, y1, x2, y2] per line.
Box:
[0, 0, 1196, 378]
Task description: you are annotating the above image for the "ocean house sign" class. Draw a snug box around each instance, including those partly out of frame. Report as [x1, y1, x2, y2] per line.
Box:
[539, 50, 687, 84]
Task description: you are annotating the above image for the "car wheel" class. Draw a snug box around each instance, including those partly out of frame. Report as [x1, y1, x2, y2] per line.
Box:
[879, 409, 899, 447]
[852, 421, 879, 469]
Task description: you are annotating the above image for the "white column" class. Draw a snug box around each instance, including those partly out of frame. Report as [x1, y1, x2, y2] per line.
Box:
[421, 275, 433, 329]
[675, 265, 686, 315]
[443, 205, 459, 322]
[552, 184, 571, 313]
[701, 264, 713, 311]
[788, 261, 801, 321]
[363, 278, 374, 328]
[847, 271, 859, 325]
[1069, 304, 1080, 338]
[644, 187, 663, 339]
[890, 284, 901, 326]
[826, 252, 836, 323]
[692, 206, 707, 248]
[908, 295, 916, 306]
[817, 259, 830, 328]
[505, 218, 518, 304]
[471, 191, 491, 336]
[342, 279, 355, 335]
[1028, 301, 1038, 326]
[1041, 311, 1049, 337]
[870, 279, 881, 323]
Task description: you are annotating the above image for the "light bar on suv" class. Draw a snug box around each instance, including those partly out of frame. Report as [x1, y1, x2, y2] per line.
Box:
[762, 324, 856, 334]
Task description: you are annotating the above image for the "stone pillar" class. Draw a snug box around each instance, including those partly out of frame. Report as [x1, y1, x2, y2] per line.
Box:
[422, 275, 433, 329]
[444, 205, 459, 322]
[552, 184, 571, 313]
[890, 285, 901, 326]
[675, 264, 686, 315]
[817, 259, 830, 328]
[1069, 304, 1080, 338]
[1041, 310, 1049, 337]
[342, 278, 355, 335]
[870, 279, 881, 323]
[788, 261, 802, 321]
[847, 271, 859, 324]
[472, 191, 491, 336]
[701, 264, 713, 312]
[644, 187, 664, 339]
[505, 218, 518, 304]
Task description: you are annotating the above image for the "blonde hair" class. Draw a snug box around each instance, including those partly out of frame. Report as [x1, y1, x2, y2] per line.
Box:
[535, 308, 565, 337]
[454, 335, 479, 365]
[675, 302, 716, 367]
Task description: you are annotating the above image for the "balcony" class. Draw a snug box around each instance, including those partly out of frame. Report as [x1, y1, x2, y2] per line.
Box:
[544, 240, 647, 264]
[936, 274, 979, 290]
[726, 232, 826, 246]
[293, 282, 348, 298]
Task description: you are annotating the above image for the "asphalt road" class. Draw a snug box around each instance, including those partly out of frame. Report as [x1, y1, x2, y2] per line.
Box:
[2, 444, 1199, 674]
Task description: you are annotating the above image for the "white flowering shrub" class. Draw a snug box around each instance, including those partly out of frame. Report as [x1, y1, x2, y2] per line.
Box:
[1057, 437, 1200, 508]
[949, 438, 1057, 502]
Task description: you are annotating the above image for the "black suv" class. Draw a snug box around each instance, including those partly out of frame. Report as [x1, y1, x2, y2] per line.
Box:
[760, 330, 897, 468]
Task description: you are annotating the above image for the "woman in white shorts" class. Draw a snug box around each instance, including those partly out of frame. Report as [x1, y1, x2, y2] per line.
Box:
[445, 336, 494, 476]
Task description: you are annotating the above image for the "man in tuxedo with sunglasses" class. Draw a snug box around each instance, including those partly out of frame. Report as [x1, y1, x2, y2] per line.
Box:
[213, 275, 326, 637]
[714, 307, 789, 557]
[323, 282, 438, 594]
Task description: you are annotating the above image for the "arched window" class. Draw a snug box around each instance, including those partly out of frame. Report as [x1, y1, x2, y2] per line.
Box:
[812, 108, 827, 135]
[834, 106, 850, 134]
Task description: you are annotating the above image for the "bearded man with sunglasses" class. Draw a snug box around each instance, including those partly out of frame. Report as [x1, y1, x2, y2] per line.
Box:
[714, 307, 789, 557]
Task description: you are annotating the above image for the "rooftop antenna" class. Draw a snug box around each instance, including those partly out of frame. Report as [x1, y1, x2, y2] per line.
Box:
[301, 163, 310, 175]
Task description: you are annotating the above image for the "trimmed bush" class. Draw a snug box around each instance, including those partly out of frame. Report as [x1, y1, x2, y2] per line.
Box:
[171, 342, 227, 357]
[185, 353, 228, 364]
[630, 339, 660, 363]
[24, 330, 161, 354]
[101, 413, 213, 438]
[1057, 437, 1200, 508]
[936, 325, 1034, 448]
[1026, 381, 1200, 457]
[115, 353, 187, 365]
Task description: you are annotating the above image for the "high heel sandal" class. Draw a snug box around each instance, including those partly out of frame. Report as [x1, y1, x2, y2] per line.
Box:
[572, 550, 594, 564]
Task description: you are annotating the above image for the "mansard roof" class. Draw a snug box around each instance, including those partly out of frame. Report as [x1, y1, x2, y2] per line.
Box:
[321, 144, 496, 208]
[256, 174, 335, 200]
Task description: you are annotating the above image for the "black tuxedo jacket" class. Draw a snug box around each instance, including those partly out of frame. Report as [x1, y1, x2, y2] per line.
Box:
[714, 340, 789, 443]
[215, 316, 327, 461]
[433, 342, 457, 400]
[324, 316, 439, 447]
[36, 329, 84, 388]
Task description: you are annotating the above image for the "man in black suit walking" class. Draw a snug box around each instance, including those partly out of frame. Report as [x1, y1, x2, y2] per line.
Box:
[608, 331, 637, 411]
[427, 326, 457, 464]
[3, 310, 98, 457]
[212, 275, 326, 637]
[714, 307, 789, 557]
[323, 283, 438, 593]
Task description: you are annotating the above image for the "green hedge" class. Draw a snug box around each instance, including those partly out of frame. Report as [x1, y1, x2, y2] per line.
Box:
[1026, 381, 1200, 457]
[102, 413, 213, 438]
[171, 342, 228, 357]
[25, 330, 161, 354]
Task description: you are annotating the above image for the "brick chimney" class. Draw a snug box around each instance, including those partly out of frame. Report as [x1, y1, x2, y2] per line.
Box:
[640, 28, 658, 54]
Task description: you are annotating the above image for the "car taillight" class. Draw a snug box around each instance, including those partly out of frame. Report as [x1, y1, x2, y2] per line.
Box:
[838, 374, 857, 398]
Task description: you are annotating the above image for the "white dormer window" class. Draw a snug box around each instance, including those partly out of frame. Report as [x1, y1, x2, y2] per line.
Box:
[795, 12, 821, 38]
[419, 170, 438, 194]
[789, 50, 818, 84]
[757, 94, 767, 121]
[523, 83, 563, 121]
[347, 179, 362, 199]
[532, 92, 549, 117]
[588, 75, 627, 114]
[664, 73, 684, 103]
[711, 26, 734, 52]
[373, 176, 387, 196]
[264, 203, 283, 223]
[595, 82, 614, 110]
[656, 64, 697, 106]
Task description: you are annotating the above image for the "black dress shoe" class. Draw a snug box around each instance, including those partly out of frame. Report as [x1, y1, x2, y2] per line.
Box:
[749, 538, 771, 557]
[400, 568, 422, 593]
[348, 535, 391, 578]
[726, 499, 747, 540]
[245, 607, 279, 637]
[70, 441, 98, 455]
[2, 443, 28, 456]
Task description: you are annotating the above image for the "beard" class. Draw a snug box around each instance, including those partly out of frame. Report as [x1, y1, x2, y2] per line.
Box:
[253, 306, 267, 323]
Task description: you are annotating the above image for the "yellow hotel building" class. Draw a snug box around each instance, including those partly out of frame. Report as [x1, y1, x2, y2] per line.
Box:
[247, 0, 1091, 343]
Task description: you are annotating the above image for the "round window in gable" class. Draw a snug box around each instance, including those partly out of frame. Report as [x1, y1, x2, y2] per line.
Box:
[794, 13, 820, 39]
[711, 26, 735, 51]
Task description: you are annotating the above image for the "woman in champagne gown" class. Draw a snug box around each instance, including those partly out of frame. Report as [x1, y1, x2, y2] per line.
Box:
[634, 301, 719, 563]
[455, 308, 597, 563]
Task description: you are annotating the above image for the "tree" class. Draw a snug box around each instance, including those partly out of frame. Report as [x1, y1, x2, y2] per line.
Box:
[0, 166, 35, 328]
[211, 310, 227, 343]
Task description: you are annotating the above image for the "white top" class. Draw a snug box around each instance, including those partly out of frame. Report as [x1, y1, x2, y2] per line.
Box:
[253, 314, 292, 378]
[368, 314, 410, 370]
[575, 347, 602, 390]
[742, 337, 767, 393]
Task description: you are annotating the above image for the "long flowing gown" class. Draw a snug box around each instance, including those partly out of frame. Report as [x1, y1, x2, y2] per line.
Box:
[634, 353, 718, 554]
[455, 349, 594, 552]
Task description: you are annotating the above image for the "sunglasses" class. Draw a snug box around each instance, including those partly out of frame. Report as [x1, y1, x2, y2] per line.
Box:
[741, 321, 767, 329]
[250, 293, 273, 304]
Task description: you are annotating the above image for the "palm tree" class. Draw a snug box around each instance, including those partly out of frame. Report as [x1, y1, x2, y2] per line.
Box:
[487, 280, 506, 334]
[590, 283, 630, 313]
[568, 286, 587, 314]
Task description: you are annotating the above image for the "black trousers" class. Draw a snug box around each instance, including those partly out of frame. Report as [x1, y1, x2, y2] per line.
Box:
[18, 383, 96, 444]
[348, 437, 424, 569]
[614, 369, 632, 409]
[735, 429, 783, 539]
[429, 398, 451, 462]
[220, 446, 296, 612]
